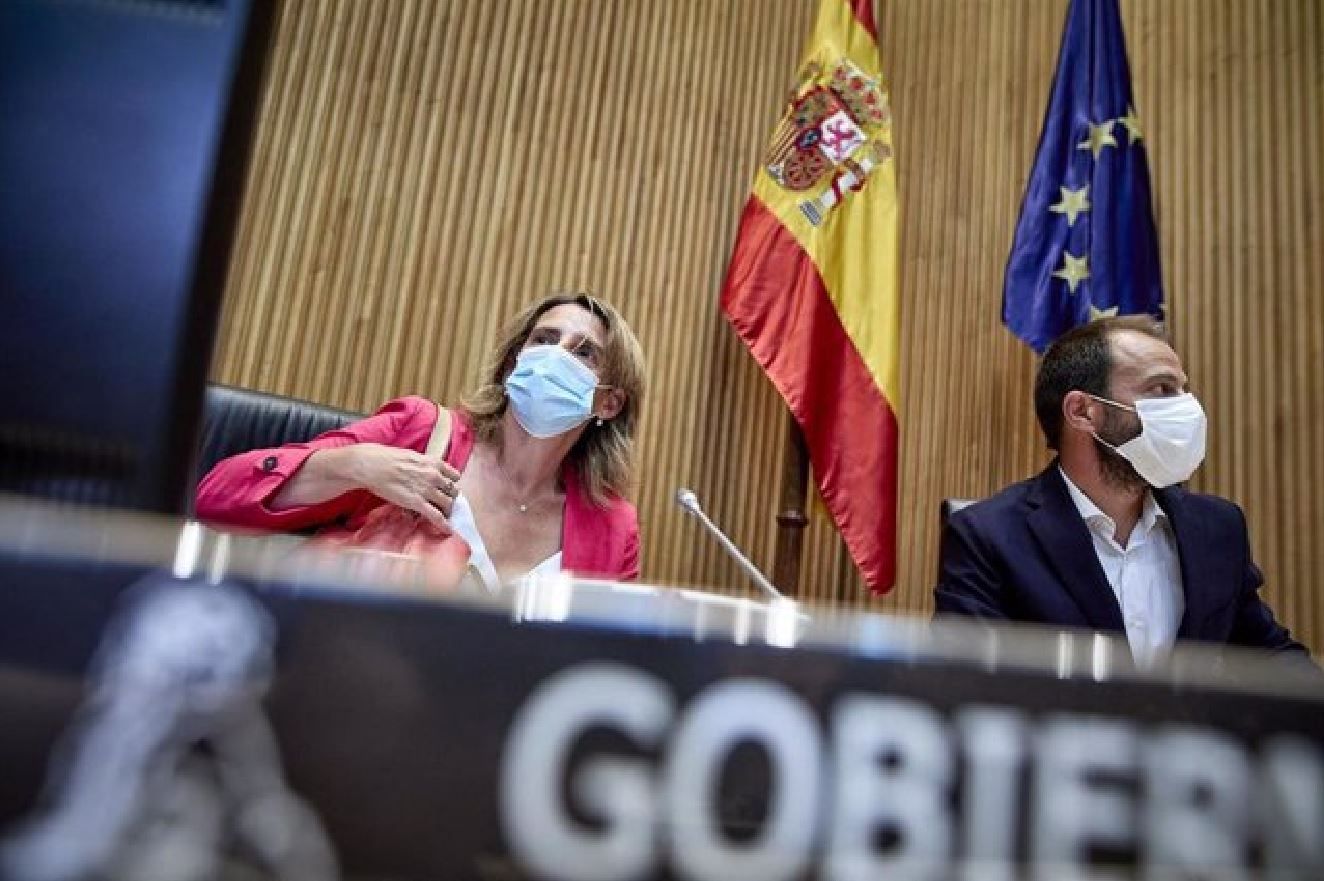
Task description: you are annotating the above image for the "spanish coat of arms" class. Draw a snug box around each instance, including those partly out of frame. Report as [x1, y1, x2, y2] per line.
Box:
[764, 58, 894, 226]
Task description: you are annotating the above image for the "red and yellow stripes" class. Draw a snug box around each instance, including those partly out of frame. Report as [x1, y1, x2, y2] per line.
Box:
[720, 0, 900, 592]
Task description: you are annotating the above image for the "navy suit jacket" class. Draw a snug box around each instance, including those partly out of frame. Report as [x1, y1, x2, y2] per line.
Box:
[935, 462, 1307, 655]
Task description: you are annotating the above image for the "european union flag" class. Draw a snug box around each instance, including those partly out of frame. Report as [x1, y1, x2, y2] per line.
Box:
[1002, 0, 1163, 353]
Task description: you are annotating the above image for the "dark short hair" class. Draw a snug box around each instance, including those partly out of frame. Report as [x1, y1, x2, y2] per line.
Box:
[1033, 316, 1166, 450]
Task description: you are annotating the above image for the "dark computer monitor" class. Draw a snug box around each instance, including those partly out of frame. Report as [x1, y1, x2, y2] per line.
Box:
[0, 0, 276, 512]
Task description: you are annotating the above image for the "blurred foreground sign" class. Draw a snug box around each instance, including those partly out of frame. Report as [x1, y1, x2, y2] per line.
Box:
[0, 521, 1320, 880]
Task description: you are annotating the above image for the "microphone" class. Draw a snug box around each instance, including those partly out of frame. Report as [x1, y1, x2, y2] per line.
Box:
[675, 488, 784, 600]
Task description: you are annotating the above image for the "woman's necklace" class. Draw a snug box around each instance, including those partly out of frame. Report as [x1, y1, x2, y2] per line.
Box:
[494, 450, 537, 513]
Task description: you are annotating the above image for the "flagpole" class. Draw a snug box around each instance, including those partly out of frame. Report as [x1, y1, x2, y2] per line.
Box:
[772, 412, 809, 597]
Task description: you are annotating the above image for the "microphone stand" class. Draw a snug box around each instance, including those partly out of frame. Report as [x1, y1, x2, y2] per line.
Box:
[675, 489, 784, 601]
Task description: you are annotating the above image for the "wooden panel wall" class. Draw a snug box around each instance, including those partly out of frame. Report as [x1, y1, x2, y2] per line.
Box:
[212, 0, 1324, 652]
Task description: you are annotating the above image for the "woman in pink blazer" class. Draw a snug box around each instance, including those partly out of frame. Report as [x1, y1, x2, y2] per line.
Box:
[196, 293, 645, 584]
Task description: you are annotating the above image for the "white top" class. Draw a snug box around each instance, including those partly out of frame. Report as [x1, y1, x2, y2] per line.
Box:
[1058, 467, 1185, 666]
[448, 494, 561, 594]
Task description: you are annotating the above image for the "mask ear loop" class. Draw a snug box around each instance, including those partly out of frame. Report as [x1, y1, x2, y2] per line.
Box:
[1084, 393, 1144, 456]
[1092, 431, 1125, 455]
[1086, 392, 1136, 413]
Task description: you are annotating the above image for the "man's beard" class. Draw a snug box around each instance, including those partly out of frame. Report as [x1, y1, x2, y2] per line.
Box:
[1093, 407, 1149, 492]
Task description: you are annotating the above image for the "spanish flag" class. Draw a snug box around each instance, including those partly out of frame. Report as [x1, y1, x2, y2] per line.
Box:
[720, 0, 900, 593]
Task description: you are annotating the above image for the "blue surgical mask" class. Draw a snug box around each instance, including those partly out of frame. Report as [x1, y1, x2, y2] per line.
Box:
[504, 345, 601, 438]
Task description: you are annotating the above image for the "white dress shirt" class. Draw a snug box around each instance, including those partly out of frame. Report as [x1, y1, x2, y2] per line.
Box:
[449, 493, 561, 593]
[1059, 467, 1185, 666]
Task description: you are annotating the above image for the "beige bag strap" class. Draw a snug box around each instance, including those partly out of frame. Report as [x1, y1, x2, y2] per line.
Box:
[425, 403, 453, 459]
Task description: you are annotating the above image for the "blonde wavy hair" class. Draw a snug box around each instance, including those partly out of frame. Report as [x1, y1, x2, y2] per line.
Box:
[460, 293, 646, 507]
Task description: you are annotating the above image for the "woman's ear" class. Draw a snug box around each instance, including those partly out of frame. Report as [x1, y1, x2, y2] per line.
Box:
[596, 387, 626, 421]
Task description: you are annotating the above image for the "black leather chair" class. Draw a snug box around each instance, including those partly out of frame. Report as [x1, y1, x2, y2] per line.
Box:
[939, 498, 977, 528]
[196, 384, 364, 481]
[937, 498, 978, 582]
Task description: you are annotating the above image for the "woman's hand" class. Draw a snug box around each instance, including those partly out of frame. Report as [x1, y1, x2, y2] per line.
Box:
[342, 444, 460, 531]
[269, 443, 459, 532]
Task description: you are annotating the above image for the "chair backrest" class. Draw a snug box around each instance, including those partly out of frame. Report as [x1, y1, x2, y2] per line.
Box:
[937, 498, 979, 583]
[196, 384, 363, 482]
[939, 498, 978, 529]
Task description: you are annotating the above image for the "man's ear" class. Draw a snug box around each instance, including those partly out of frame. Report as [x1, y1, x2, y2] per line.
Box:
[1062, 390, 1097, 437]
[596, 387, 626, 421]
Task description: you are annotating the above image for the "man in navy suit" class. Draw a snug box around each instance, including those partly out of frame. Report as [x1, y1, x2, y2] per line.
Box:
[935, 316, 1307, 663]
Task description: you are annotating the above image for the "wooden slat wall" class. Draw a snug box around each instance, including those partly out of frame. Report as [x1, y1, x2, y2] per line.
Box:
[213, 0, 1324, 651]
